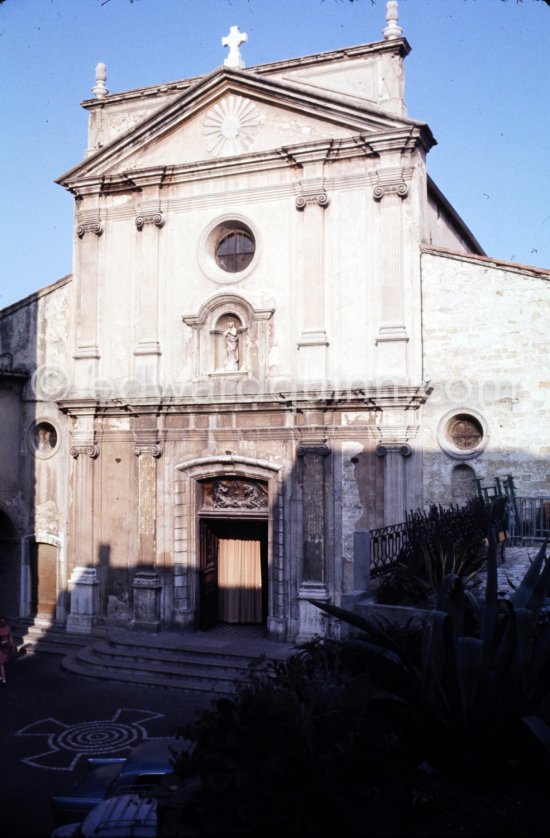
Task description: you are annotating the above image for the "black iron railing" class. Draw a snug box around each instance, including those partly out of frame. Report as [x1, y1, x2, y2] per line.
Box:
[508, 497, 550, 545]
[369, 521, 408, 578]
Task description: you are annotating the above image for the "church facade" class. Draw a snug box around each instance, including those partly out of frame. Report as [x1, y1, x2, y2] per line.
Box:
[1, 5, 548, 641]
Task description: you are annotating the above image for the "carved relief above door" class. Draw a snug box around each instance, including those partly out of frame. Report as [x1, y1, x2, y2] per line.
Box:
[201, 477, 268, 512]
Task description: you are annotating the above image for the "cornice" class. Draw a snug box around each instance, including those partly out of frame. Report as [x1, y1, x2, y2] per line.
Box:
[57, 385, 433, 417]
[58, 66, 427, 190]
[80, 38, 411, 113]
[60, 127, 424, 202]
[421, 245, 550, 280]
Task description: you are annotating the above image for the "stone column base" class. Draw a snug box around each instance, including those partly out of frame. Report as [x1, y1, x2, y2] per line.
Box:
[266, 616, 288, 642]
[296, 582, 329, 643]
[66, 567, 99, 635]
[131, 571, 161, 632]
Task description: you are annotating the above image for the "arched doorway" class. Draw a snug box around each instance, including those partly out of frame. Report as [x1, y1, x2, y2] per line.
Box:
[198, 478, 268, 630]
[174, 455, 287, 641]
[0, 509, 19, 619]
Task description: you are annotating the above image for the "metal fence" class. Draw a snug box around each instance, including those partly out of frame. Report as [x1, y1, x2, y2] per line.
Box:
[507, 497, 550, 545]
[367, 496, 550, 580]
[369, 521, 408, 578]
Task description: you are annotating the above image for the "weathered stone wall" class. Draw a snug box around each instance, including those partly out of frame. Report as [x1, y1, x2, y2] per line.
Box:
[0, 279, 72, 534]
[420, 249, 550, 506]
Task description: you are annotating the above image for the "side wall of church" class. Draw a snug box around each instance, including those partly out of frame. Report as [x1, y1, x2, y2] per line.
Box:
[0, 280, 73, 618]
[420, 249, 550, 507]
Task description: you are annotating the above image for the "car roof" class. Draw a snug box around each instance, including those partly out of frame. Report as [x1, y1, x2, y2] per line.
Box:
[81, 793, 157, 838]
[118, 737, 184, 777]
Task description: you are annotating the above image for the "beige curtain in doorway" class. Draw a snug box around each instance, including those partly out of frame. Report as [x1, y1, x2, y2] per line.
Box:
[218, 537, 262, 623]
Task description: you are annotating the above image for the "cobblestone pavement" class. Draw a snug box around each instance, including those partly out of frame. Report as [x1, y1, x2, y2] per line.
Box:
[475, 542, 547, 597]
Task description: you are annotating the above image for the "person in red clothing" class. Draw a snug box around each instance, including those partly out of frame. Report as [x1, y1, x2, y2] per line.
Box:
[0, 615, 15, 684]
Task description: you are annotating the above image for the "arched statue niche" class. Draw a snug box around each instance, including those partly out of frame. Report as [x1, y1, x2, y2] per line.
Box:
[181, 293, 274, 382]
[213, 312, 245, 372]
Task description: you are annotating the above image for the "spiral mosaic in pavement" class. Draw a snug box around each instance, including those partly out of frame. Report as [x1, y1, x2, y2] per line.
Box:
[15, 708, 164, 771]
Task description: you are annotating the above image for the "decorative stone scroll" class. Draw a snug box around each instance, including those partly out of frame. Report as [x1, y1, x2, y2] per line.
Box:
[369, 166, 412, 202]
[135, 212, 165, 230]
[372, 181, 408, 201]
[201, 478, 268, 511]
[295, 192, 330, 211]
[76, 220, 103, 238]
[376, 443, 412, 458]
[134, 444, 163, 458]
[70, 443, 100, 459]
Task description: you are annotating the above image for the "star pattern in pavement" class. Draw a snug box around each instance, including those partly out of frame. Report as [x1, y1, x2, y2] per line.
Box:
[15, 708, 165, 771]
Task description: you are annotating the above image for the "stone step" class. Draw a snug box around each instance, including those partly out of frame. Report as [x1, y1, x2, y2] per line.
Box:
[12, 621, 93, 657]
[62, 637, 280, 695]
[62, 648, 239, 695]
[90, 638, 256, 674]
[10, 620, 296, 694]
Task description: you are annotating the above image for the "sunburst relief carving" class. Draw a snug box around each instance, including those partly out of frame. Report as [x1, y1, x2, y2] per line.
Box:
[203, 96, 260, 158]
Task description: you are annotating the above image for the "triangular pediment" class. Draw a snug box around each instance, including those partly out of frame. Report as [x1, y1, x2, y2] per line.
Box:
[57, 68, 430, 186]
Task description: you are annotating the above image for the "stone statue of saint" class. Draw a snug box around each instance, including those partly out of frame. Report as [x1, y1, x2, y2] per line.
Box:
[223, 321, 239, 370]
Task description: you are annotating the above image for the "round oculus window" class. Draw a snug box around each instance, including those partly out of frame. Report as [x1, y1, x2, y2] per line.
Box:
[199, 216, 260, 284]
[437, 410, 488, 460]
[447, 415, 483, 451]
[215, 229, 255, 273]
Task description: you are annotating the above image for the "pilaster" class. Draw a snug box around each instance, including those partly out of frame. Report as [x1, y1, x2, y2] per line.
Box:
[296, 441, 330, 640]
[133, 421, 162, 568]
[69, 433, 100, 573]
[74, 200, 103, 392]
[292, 152, 332, 382]
[370, 166, 412, 379]
[132, 177, 165, 390]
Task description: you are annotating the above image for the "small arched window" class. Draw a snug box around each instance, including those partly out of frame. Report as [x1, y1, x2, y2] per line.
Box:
[451, 464, 477, 506]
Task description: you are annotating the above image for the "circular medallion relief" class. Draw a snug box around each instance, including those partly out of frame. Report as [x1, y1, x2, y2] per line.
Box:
[29, 420, 60, 459]
[203, 96, 260, 158]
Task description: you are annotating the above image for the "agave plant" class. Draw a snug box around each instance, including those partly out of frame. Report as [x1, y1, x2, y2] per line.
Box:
[311, 510, 550, 782]
[375, 497, 495, 607]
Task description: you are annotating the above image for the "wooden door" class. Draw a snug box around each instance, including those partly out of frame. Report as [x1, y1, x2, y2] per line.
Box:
[31, 542, 57, 617]
[199, 520, 219, 630]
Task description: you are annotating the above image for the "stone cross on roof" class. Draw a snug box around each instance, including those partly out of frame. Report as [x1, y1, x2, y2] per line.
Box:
[222, 25, 248, 70]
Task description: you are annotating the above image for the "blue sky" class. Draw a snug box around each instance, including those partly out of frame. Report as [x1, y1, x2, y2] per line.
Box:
[0, 0, 549, 308]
